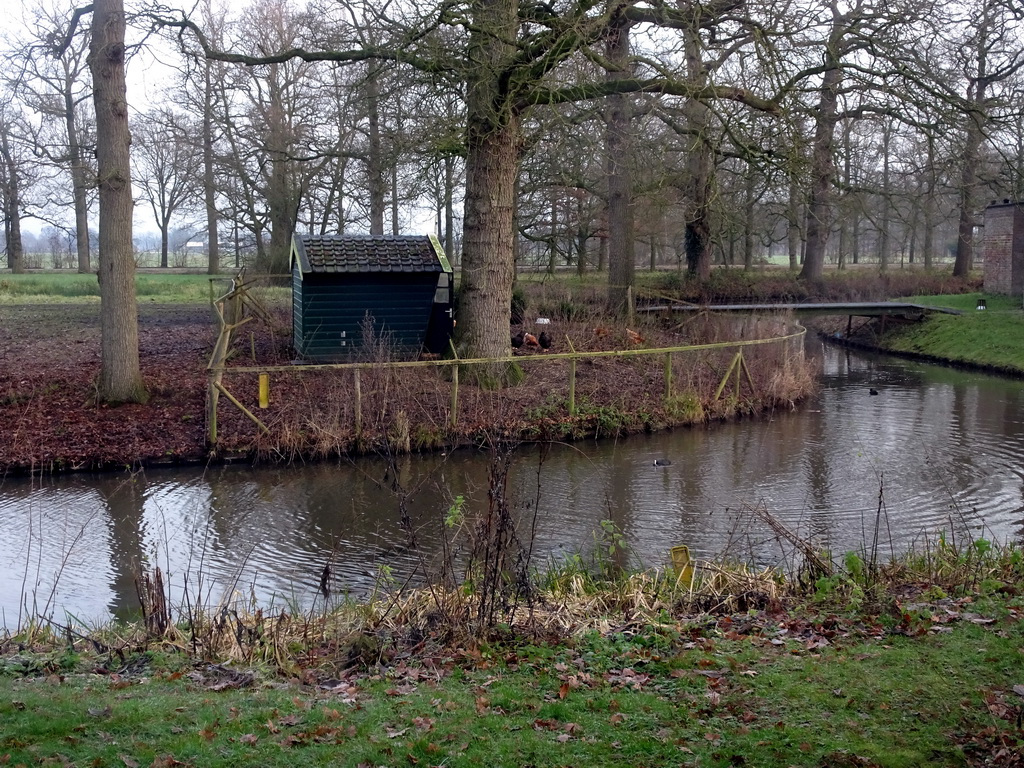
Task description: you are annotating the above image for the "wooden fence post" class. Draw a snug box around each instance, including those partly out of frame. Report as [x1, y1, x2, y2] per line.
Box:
[448, 340, 460, 428]
[569, 358, 577, 415]
[450, 363, 460, 426]
[354, 368, 363, 436]
[664, 352, 673, 403]
[566, 336, 578, 415]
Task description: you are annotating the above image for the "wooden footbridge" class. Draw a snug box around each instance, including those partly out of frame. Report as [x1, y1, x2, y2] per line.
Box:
[640, 301, 962, 318]
[640, 301, 962, 336]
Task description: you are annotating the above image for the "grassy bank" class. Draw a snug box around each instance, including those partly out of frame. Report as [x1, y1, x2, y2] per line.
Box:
[4, 536, 1024, 767]
[3, 618, 1022, 767]
[873, 293, 1024, 375]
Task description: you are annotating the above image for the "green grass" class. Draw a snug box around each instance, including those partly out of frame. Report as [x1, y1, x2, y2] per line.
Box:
[2, 611, 1022, 767]
[0, 274, 228, 304]
[0, 273, 292, 306]
[880, 292, 1024, 372]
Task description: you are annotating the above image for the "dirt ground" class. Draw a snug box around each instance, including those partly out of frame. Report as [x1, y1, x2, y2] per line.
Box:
[0, 303, 215, 473]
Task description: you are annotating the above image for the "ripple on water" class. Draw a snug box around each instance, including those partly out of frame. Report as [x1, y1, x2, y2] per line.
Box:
[3, 345, 1024, 623]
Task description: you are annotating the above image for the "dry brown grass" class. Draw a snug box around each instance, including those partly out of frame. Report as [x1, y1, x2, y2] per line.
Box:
[214, 311, 815, 461]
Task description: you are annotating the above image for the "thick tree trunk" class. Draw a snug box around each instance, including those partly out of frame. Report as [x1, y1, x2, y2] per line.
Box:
[265, 64, 298, 274]
[743, 169, 755, 271]
[444, 155, 455, 261]
[90, 0, 146, 404]
[682, 28, 713, 282]
[923, 161, 936, 270]
[160, 225, 169, 268]
[61, 76, 93, 275]
[605, 14, 635, 313]
[459, 118, 519, 364]
[799, 62, 841, 282]
[367, 67, 386, 236]
[267, 155, 297, 273]
[457, 0, 520, 369]
[787, 170, 801, 270]
[0, 127, 24, 274]
[955, 84, 986, 277]
[879, 122, 891, 272]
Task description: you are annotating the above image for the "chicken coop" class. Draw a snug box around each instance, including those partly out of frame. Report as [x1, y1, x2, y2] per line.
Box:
[290, 234, 455, 360]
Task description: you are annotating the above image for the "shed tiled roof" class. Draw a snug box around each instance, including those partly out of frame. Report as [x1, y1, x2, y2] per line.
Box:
[293, 235, 445, 274]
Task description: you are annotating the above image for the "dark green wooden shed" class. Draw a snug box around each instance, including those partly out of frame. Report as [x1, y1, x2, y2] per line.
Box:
[291, 234, 454, 360]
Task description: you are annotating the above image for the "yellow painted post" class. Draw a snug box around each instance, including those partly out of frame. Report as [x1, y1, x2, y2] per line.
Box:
[670, 545, 694, 588]
[258, 373, 269, 408]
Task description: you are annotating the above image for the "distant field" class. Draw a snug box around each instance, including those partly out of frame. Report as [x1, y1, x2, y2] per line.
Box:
[0, 273, 290, 305]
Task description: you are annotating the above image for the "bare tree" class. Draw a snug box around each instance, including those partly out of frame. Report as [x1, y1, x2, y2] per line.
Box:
[9, 3, 96, 273]
[0, 101, 31, 274]
[86, 0, 146, 403]
[133, 108, 203, 267]
[944, 0, 1024, 276]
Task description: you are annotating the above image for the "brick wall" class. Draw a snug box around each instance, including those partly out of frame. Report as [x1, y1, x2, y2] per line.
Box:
[983, 202, 1024, 295]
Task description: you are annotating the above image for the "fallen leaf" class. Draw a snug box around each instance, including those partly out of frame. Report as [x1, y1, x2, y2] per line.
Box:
[239, 734, 258, 745]
[386, 727, 408, 739]
[149, 755, 186, 768]
[119, 755, 139, 768]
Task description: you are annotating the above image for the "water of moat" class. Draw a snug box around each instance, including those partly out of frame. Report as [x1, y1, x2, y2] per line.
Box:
[2, 341, 1023, 627]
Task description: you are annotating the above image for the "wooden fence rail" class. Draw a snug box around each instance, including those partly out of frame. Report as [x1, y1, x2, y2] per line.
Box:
[206, 282, 806, 447]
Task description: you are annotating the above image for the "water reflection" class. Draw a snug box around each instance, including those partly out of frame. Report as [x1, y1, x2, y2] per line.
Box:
[3, 343, 1024, 627]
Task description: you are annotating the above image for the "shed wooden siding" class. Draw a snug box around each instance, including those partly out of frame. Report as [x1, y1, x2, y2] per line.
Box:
[293, 271, 438, 358]
[291, 234, 452, 360]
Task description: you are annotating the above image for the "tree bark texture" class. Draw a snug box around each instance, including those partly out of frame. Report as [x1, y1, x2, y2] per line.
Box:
[367, 66, 386, 236]
[457, 0, 520, 366]
[605, 13, 635, 313]
[955, 81, 986, 277]
[64, 80, 93, 274]
[204, 61, 220, 275]
[0, 123, 24, 274]
[90, 0, 146, 404]
[799, 52, 842, 282]
[681, 25, 714, 282]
